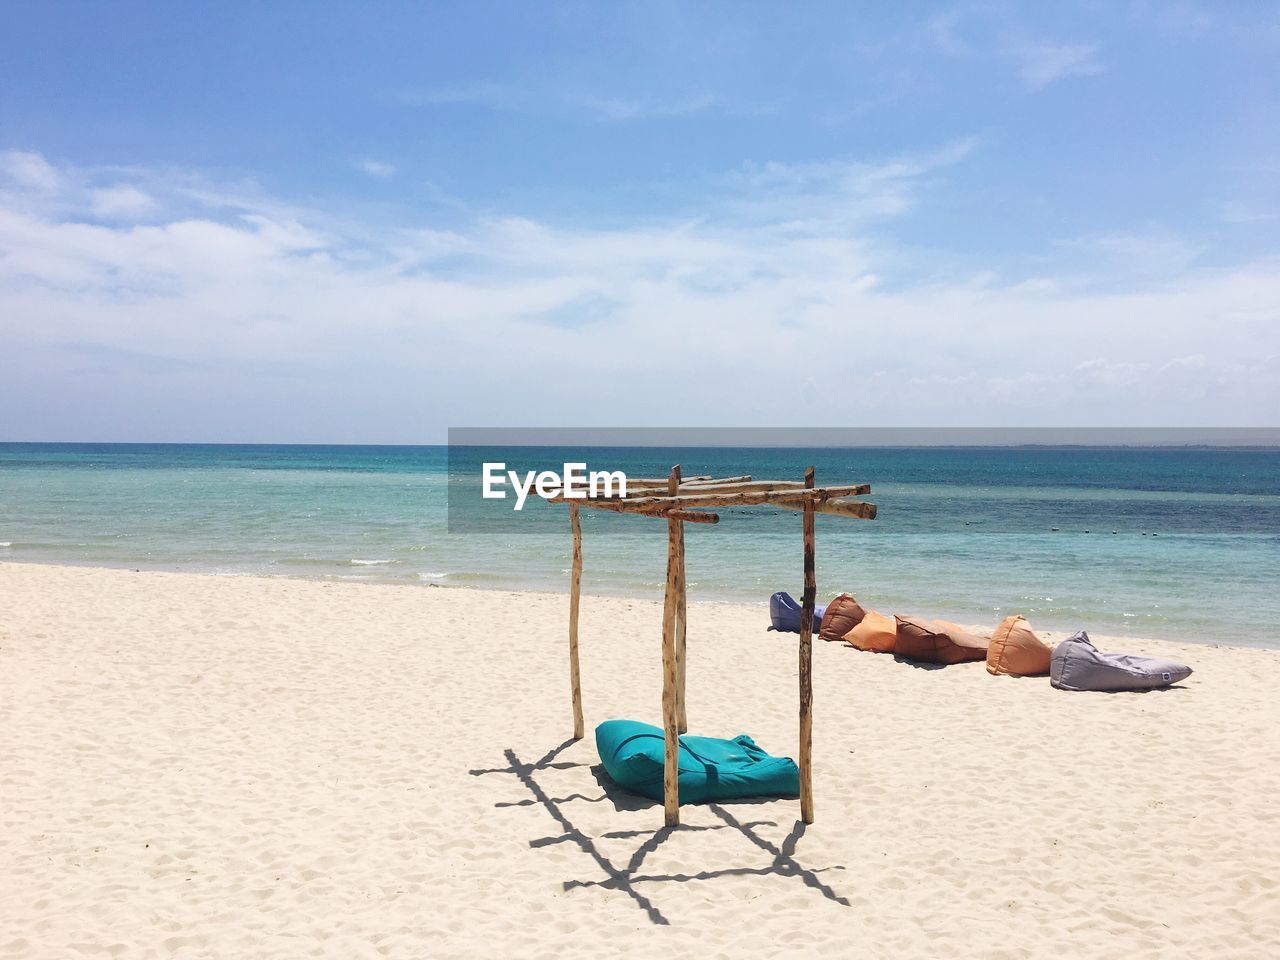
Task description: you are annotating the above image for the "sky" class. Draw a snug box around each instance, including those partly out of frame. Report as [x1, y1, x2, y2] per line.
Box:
[1, 1, 1278, 442]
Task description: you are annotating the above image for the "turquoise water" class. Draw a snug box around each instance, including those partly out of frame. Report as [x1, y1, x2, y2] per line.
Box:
[2, 443, 1278, 647]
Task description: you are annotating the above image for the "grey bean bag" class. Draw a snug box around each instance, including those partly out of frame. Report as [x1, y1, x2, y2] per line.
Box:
[1050, 631, 1192, 692]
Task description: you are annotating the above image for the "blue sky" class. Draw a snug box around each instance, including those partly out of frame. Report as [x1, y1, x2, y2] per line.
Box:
[1, 2, 1278, 440]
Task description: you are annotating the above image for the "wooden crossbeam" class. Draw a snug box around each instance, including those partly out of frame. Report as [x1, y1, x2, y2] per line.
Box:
[649, 509, 719, 524]
[619, 479, 805, 497]
[803, 497, 877, 520]
[621, 475, 754, 495]
[628, 475, 712, 485]
[551, 487, 873, 521]
[577, 483, 871, 512]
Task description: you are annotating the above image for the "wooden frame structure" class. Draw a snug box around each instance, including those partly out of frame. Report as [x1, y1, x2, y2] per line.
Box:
[558, 466, 876, 826]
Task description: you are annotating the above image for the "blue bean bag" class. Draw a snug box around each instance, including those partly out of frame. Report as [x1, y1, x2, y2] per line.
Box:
[595, 719, 800, 805]
[1050, 631, 1193, 692]
[768, 591, 827, 633]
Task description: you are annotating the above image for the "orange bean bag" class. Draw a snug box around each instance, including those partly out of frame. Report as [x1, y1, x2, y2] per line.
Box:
[843, 610, 898, 653]
[819, 594, 867, 642]
[894, 616, 988, 665]
[986, 615, 1052, 676]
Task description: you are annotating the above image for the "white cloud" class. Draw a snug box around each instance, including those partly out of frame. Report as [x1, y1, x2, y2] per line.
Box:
[1057, 228, 1203, 280]
[1010, 42, 1104, 90]
[1219, 200, 1277, 224]
[402, 83, 756, 123]
[1075, 357, 1150, 389]
[1158, 353, 1206, 374]
[0, 150, 1277, 440]
[1, 149, 61, 191]
[725, 138, 979, 226]
[90, 185, 156, 218]
[575, 92, 720, 121]
[920, 8, 1105, 92]
[925, 7, 981, 57]
[1130, 1, 1216, 38]
[357, 159, 396, 179]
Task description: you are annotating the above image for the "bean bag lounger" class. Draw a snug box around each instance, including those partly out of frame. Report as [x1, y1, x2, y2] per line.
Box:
[1050, 631, 1193, 692]
[894, 615, 988, 665]
[818, 593, 867, 642]
[768, 591, 827, 633]
[987, 615, 1052, 676]
[595, 719, 799, 805]
[844, 610, 898, 653]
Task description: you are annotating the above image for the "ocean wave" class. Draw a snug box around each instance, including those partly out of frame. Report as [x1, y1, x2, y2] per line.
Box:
[350, 558, 397, 566]
[435, 570, 505, 582]
[416, 571, 449, 581]
[0, 542, 11, 548]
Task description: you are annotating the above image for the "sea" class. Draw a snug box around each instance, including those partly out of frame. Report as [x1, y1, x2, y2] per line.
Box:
[2, 443, 1278, 647]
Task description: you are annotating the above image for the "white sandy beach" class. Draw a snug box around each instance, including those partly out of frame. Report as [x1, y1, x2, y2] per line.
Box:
[2, 561, 1278, 959]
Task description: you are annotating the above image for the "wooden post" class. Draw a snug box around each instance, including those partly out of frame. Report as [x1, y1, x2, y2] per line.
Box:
[673, 470, 688, 734]
[661, 465, 682, 826]
[569, 503, 584, 740]
[799, 466, 816, 824]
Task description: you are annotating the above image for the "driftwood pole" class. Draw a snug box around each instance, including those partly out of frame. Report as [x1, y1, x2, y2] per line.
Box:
[569, 503, 584, 740]
[799, 466, 816, 824]
[660, 465, 682, 826]
[675, 478, 688, 734]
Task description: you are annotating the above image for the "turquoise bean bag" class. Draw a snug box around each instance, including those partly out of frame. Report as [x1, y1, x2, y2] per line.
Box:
[595, 719, 800, 805]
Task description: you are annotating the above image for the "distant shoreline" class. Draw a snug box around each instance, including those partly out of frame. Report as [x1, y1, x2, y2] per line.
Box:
[4, 440, 1280, 450]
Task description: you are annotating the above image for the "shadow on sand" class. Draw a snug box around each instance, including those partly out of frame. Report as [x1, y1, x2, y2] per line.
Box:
[470, 740, 850, 925]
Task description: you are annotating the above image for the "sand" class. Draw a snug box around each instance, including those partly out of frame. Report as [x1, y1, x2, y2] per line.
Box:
[2, 562, 1278, 959]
